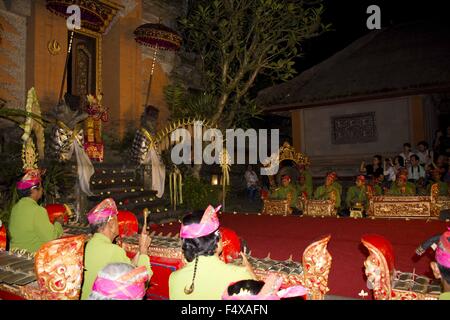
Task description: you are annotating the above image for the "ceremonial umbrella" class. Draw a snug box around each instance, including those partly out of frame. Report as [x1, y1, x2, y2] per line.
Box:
[134, 22, 182, 107]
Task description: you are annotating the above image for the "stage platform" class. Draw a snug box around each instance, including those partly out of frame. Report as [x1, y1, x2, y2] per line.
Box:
[152, 213, 450, 299]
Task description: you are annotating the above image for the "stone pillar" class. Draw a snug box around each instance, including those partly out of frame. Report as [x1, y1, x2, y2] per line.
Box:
[291, 110, 303, 152]
[0, 3, 29, 110]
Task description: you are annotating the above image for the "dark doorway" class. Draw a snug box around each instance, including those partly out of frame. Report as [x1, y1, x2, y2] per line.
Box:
[67, 31, 97, 106]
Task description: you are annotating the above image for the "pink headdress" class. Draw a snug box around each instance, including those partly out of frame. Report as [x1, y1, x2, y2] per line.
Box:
[436, 228, 450, 268]
[16, 171, 41, 190]
[87, 198, 118, 225]
[222, 274, 308, 300]
[91, 265, 149, 300]
[180, 205, 221, 239]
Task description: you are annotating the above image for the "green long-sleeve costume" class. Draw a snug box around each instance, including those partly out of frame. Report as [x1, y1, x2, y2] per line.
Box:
[427, 181, 449, 196]
[346, 186, 369, 209]
[270, 184, 299, 208]
[295, 182, 313, 198]
[387, 182, 416, 196]
[332, 181, 343, 197]
[9, 197, 63, 253]
[370, 184, 383, 196]
[81, 233, 153, 300]
[314, 185, 341, 208]
[300, 170, 313, 195]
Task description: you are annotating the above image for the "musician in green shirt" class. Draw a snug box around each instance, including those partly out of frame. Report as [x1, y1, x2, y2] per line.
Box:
[296, 174, 313, 199]
[387, 174, 416, 196]
[314, 172, 341, 208]
[346, 175, 370, 210]
[81, 198, 152, 300]
[297, 164, 313, 197]
[271, 175, 301, 214]
[9, 171, 63, 253]
[427, 169, 449, 196]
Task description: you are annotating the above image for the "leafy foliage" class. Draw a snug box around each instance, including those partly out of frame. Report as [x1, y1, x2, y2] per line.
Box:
[178, 0, 331, 126]
[0, 107, 47, 126]
[181, 175, 222, 210]
[164, 83, 218, 120]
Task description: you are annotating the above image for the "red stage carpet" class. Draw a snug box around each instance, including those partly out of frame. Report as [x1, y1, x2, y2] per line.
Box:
[153, 213, 449, 299]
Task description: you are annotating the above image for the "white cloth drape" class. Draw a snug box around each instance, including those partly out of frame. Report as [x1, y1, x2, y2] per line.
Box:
[144, 145, 165, 198]
[67, 140, 95, 196]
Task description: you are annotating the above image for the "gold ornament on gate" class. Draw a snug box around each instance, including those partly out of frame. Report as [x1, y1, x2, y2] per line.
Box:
[47, 40, 62, 55]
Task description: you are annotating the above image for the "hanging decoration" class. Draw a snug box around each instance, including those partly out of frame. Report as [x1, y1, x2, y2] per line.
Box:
[84, 93, 107, 162]
[55, 120, 94, 196]
[219, 148, 231, 212]
[133, 22, 182, 108]
[169, 165, 183, 211]
[21, 88, 45, 161]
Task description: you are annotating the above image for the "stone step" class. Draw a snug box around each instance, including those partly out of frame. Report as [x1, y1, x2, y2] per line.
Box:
[89, 191, 159, 205]
[90, 185, 149, 196]
[92, 172, 137, 180]
[118, 198, 168, 213]
[90, 177, 141, 189]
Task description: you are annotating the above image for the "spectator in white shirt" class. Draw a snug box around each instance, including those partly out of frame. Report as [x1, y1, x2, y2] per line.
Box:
[244, 165, 259, 201]
[416, 141, 433, 168]
[383, 156, 405, 184]
[399, 143, 415, 168]
[408, 154, 426, 181]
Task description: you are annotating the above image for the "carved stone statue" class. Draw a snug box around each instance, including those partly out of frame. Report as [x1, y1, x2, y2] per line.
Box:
[130, 105, 160, 165]
[47, 93, 88, 161]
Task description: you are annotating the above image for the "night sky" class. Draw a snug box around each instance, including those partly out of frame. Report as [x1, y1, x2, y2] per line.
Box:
[296, 0, 449, 74]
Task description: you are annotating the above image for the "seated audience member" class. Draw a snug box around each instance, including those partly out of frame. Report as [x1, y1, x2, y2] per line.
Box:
[9, 171, 63, 253]
[169, 205, 255, 300]
[427, 169, 449, 196]
[383, 156, 405, 185]
[81, 198, 152, 300]
[314, 172, 341, 209]
[416, 141, 433, 168]
[296, 174, 313, 199]
[387, 172, 416, 196]
[89, 263, 149, 300]
[360, 155, 383, 178]
[270, 175, 301, 215]
[222, 274, 307, 300]
[399, 142, 415, 168]
[442, 125, 450, 155]
[408, 154, 426, 182]
[345, 175, 370, 213]
[432, 129, 443, 157]
[244, 165, 259, 202]
[417, 229, 450, 300]
[434, 154, 448, 176]
[445, 161, 450, 184]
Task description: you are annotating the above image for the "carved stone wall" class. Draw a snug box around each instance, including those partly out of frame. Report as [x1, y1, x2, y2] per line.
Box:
[331, 112, 377, 144]
[297, 97, 412, 177]
[0, 7, 27, 110]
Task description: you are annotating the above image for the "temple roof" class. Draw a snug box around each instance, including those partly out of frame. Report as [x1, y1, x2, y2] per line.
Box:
[257, 20, 450, 112]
